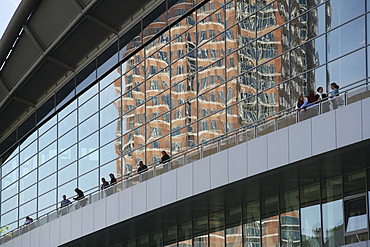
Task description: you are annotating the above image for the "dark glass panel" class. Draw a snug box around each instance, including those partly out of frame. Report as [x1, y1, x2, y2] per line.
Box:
[280, 190, 300, 247]
[243, 200, 261, 246]
[163, 226, 177, 246]
[300, 183, 322, 247]
[97, 41, 119, 78]
[261, 195, 279, 247]
[343, 170, 366, 197]
[345, 197, 367, 233]
[56, 77, 75, 110]
[76, 59, 97, 94]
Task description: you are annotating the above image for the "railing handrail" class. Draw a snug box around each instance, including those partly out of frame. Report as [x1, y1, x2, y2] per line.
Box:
[0, 81, 369, 242]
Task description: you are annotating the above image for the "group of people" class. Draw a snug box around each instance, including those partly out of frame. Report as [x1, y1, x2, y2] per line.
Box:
[60, 187, 86, 208]
[100, 173, 117, 190]
[23, 151, 172, 226]
[296, 83, 340, 111]
[137, 151, 170, 175]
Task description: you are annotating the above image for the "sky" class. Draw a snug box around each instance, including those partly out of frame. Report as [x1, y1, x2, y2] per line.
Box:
[0, 0, 21, 40]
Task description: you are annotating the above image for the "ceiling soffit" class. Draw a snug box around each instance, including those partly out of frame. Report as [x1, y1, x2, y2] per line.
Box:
[0, 0, 157, 144]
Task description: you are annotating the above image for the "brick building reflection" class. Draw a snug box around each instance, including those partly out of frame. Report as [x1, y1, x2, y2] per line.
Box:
[114, 0, 318, 176]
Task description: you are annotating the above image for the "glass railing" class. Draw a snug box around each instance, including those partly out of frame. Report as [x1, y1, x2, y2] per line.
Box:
[1, 82, 369, 244]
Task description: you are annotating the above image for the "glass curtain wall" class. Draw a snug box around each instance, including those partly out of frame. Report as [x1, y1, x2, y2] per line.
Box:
[111, 169, 370, 247]
[1, 0, 370, 232]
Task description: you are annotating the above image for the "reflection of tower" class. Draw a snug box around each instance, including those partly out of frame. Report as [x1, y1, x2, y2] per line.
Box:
[237, 0, 317, 125]
[117, 0, 195, 174]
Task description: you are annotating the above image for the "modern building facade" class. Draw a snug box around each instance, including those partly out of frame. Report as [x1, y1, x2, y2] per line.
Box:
[0, 0, 369, 246]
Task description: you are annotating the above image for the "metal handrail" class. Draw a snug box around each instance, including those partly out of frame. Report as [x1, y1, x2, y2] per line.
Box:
[0, 82, 369, 243]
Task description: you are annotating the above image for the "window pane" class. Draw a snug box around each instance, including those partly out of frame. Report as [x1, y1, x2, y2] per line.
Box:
[345, 198, 367, 233]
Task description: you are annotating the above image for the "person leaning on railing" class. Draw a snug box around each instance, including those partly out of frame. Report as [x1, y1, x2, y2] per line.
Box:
[160, 151, 171, 164]
[23, 216, 33, 226]
[330, 82, 340, 97]
[297, 91, 316, 111]
[315, 87, 327, 101]
[60, 195, 71, 208]
[73, 188, 85, 201]
[100, 177, 110, 190]
[109, 173, 117, 186]
[137, 161, 148, 174]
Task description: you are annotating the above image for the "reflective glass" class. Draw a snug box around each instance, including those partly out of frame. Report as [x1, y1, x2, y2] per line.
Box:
[345, 197, 367, 233]
[38, 174, 57, 195]
[194, 215, 208, 240]
[209, 211, 225, 246]
[78, 95, 98, 123]
[100, 141, 119, 165]
[19, 131, 37, 152]
[257, 2, 279, 34]
[20, 184, 37, 204]
[58, 144, 77, 169]
[261, 195, 279, 247]
[280, 190, 300, 247]
[171, 123, 197, 154]
[39, 157, 57, 180]
[100, 159, 120, 182]
[2, 166, 18, 191]
[78, 169, 99, 193]
[20, 155, 37, 177]
[20, 169, 37, 191]
[1, 154, 18, 177]
[146, 135, 170, 164]
[243, 200, 261, 245]
[328, 0, 365, 31]
[327, 48, 366, 89]
[39, 141, 57, 164]
[226, 51, 238, 80]
[322, 199, 344, 246]
[2, 182, 18, 202]
[79, 149, 99, 175]
[79, 113, 98, 141]
[163, 226, 177, 246]
[1, 195, 18, 215]
[39, 114, 57, 134]
[327, 16, 365, 61]
[58, 111, 77, 137]
[20, 141, 37, 164]
[58, 128, 77, 153]
[200, 85, 226, 116]
[57, 179, 77, 200]
[58, 98, 77, 120]
[322, 176, 343, 246]
[78, 83, 98, 105]
[39, 125, 57, 150]
[58, 162, 77, 186]
[100, 82, 120, 108]
[300, 183, 322, 247]
[98, 58, 120, 85]
[38, 190, 56, 211]
[79, 132, 99, 157]
[168, 0, 193, 24]
[225, 206, 242, 246]
[1, 209, 18, 227]
[100, 103, 120, 127]
[343, 170, 366, 197]
[100, 120, 119, 146]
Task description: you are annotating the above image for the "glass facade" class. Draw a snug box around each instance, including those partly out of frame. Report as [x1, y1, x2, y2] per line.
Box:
[0, 0, 370, 237]
[62, 168, 370, 247]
